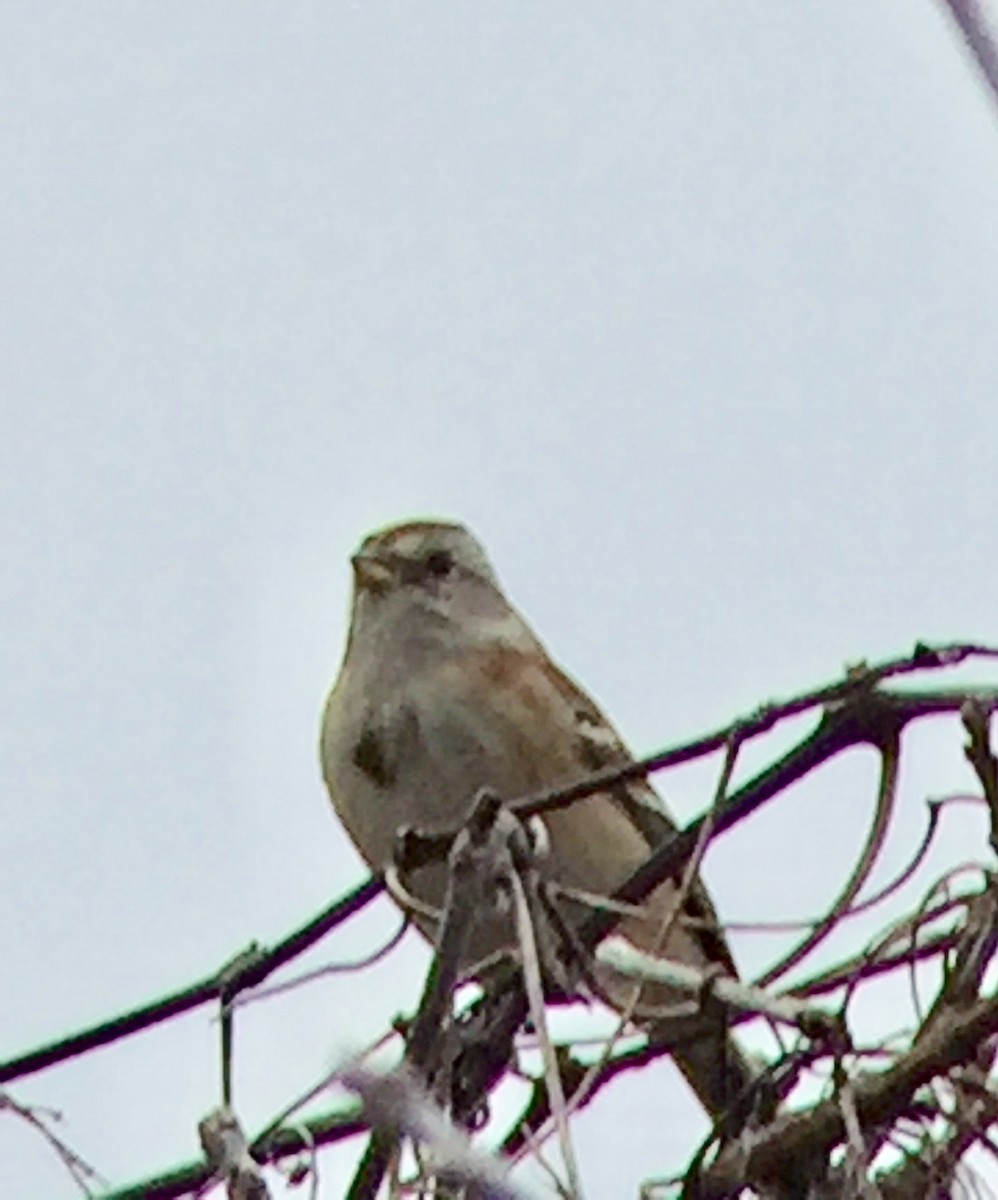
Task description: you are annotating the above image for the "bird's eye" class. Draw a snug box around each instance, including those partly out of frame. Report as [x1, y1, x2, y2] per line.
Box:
[424, 550, 454, 578]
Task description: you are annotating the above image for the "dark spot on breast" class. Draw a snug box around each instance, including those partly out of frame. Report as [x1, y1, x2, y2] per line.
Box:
[352, 725, 394, 787]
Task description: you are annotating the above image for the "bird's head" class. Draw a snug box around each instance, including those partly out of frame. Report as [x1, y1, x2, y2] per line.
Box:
[344, 519, 510, 654]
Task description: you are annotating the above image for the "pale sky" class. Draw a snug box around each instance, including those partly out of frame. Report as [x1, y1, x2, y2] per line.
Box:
[3, 4, 998, 1197]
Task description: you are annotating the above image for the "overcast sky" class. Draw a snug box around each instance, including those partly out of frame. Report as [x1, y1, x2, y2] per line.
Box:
[3, 4, 998, 1197]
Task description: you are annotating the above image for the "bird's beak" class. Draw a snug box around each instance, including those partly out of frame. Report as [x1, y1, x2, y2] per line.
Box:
[351, 550, 394, 594]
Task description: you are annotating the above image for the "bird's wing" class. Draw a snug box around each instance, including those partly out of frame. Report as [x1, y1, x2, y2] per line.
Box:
[453, 638, 739, 979]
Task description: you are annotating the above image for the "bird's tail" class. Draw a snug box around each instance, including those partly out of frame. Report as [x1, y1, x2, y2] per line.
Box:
[664, 1022, 758, 1130]
[665, 1025, 822, 1199]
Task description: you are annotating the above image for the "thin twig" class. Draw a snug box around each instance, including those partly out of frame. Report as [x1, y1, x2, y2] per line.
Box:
[0, 1091, 107, 1196]
[756, 730, 900, 988]
[939, 0, 998, 110]
[0, 877, 383, 1087]
[962, 698, 998, 858]
[595, 938, 839, 1039]
[509, 869, 584, 1199]
[228, 919, 408, 1012]
[697, 991, 998, 1196]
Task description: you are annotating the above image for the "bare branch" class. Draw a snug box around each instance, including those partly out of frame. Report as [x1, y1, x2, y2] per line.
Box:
[939, 0, 998, 112]
[697, 991, 998, 1196]
[963, 698, 998, 859]
[756, 732, 900, 988]
[197, 1108, 271, 1200]
[595, 937, 840, 1041]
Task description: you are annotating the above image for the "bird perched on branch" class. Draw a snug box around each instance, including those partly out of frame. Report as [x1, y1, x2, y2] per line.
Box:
[320, 518, 754, 1120]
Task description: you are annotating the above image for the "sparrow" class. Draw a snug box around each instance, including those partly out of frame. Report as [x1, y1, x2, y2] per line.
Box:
[320, 518, 753, 1120]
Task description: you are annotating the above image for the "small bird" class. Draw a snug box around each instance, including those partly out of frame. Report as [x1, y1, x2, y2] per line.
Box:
[321, 518, 753, 1119]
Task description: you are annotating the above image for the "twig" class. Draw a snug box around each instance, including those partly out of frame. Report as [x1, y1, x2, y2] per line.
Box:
[756, 732, 901, 987]
[789, 924, 961, 1001]
[101, 1108, 366, 1199]
[227, 918, 408, 1012]
[962, 698, 998, 859]
[726, 792, 944, 936]
[504, 1043, 666, 1162]
[0, 877, 383, 1087]
[197, 1107, 270, 1199]
[939, 0, 998, 111]
[0, 1090, 106, 1196]
[595, 938, 839, 1040]
[252, 1028, 395, 1153]
[509, 868, 584, 1199]
[834, 1061, 881, 1200]
[695, 991, 998, 1196]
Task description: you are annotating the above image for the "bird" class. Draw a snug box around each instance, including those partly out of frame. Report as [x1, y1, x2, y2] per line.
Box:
[320, 518, 754, 1121]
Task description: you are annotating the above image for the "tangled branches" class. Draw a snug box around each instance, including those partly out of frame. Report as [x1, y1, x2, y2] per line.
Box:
[4, 641, 998, 1198]
[344, 643, 998, 1198]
